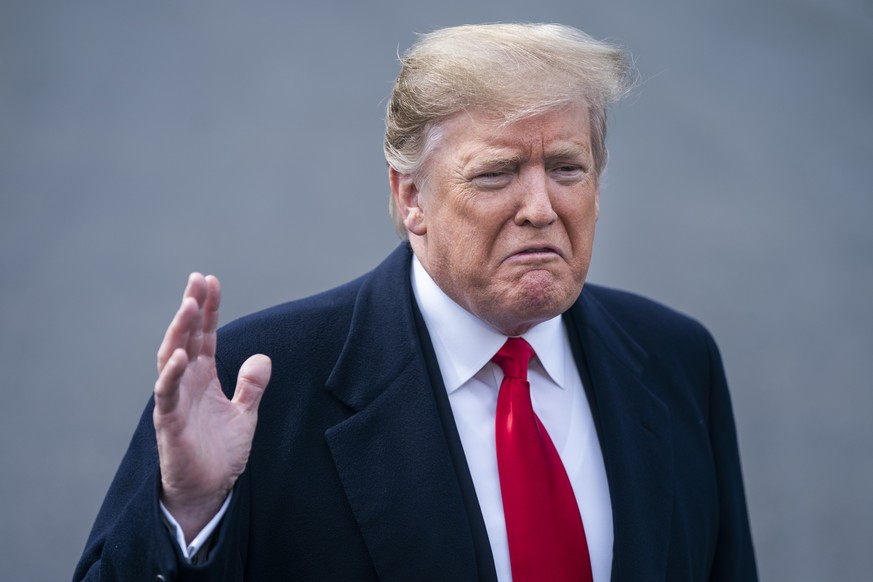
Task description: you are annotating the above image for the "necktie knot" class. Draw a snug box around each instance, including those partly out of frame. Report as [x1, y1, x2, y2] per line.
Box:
[493, 337, 535, 380]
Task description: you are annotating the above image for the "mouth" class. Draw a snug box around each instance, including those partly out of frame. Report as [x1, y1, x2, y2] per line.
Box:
[507, 245, 563, 261]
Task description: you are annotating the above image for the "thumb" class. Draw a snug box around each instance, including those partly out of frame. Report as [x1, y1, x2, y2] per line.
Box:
[232, 353, 272, 412]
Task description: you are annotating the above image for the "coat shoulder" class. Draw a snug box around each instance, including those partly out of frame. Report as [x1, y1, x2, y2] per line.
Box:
[214, 274, 367, 378]
[581, 283, 713, 342]
[577, 283, 720, 369]
[212, 244, 414, 382]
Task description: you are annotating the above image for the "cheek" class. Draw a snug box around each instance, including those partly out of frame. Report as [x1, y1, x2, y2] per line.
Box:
[563, 200, 598, 236]
[455, 206, 505, 252]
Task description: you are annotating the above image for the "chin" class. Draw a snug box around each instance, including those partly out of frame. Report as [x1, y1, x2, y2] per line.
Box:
[517, 271, 579, 309]
[497, 285, 577, 331]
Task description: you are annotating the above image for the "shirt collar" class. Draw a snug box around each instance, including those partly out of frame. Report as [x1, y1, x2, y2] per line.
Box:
[411, 255, 569, 393]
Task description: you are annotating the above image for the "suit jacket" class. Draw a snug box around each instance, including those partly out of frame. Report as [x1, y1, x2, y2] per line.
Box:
[74, 244, 757, 581]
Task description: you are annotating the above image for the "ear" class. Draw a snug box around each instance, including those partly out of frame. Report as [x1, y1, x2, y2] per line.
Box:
[389, 167, 427, 236]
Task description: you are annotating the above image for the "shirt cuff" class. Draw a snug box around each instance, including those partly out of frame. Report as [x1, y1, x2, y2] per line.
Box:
[160, 492, 232, 563]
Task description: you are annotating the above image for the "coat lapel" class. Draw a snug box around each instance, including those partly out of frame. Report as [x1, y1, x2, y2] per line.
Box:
[567, 288, 674, 582]
[322, 245, 480, 581]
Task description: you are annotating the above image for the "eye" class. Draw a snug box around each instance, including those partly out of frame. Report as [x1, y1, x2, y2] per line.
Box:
[471, 171, 513, 189]
[551, 164, 587, 182]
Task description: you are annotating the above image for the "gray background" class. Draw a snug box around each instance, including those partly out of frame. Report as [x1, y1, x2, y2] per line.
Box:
[1, 1, 871, 580]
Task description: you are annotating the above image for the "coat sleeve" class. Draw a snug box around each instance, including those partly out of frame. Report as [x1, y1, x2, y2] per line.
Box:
[72, 397, 251, 582]
[704, 332, 758, 581]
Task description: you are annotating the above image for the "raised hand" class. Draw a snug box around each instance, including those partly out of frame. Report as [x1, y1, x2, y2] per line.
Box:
[153, 273, 271, 542]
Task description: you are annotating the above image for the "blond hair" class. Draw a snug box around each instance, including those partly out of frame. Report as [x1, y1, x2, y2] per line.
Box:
[384, 23, 633, 236]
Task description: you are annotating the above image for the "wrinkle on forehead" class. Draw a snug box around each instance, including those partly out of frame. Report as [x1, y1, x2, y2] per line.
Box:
[446, 105, 590, 150]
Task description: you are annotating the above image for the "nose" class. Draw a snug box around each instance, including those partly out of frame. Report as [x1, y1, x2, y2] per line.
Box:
[515, 169, 557, 227]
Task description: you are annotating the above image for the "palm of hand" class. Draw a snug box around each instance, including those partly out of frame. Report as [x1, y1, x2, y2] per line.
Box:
[153, 274, 271, 538]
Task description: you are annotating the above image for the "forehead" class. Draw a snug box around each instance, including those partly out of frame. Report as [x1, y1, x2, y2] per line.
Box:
[434, 104, 593, 163]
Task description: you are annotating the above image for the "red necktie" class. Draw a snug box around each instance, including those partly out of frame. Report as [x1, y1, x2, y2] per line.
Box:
[493, 337, 593, 582]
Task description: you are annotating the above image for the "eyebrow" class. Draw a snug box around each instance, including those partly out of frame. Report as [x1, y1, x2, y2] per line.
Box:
[477, 155, 523, 168]
[544, 143, 591, 160]
[462, 141, 592, 171]
[462, 151, 524, 172]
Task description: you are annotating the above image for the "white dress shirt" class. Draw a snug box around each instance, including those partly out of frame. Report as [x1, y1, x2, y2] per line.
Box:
[411, 256, 613, 582]
[166, 256, 614, 579]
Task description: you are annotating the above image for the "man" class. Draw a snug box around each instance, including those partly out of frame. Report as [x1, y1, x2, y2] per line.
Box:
[75, 23, 757, 581]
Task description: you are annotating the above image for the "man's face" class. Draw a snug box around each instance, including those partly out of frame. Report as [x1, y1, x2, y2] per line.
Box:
[393, 103, 600, 336]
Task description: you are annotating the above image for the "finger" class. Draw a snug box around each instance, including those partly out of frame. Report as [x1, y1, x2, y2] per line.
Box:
[201, 275, 222, 358]
[154, 348, 189, 415]
[183, 297, 206, 363]
[157, 296, 199, 373]
[183, 273, 208, 361]
[180, 272, 209, 315]
[232, 354, 272, 413]
[157, 274, 207, 373]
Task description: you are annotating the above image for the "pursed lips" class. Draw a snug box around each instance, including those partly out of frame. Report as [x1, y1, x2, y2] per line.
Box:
[503, 245, 563, 262]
